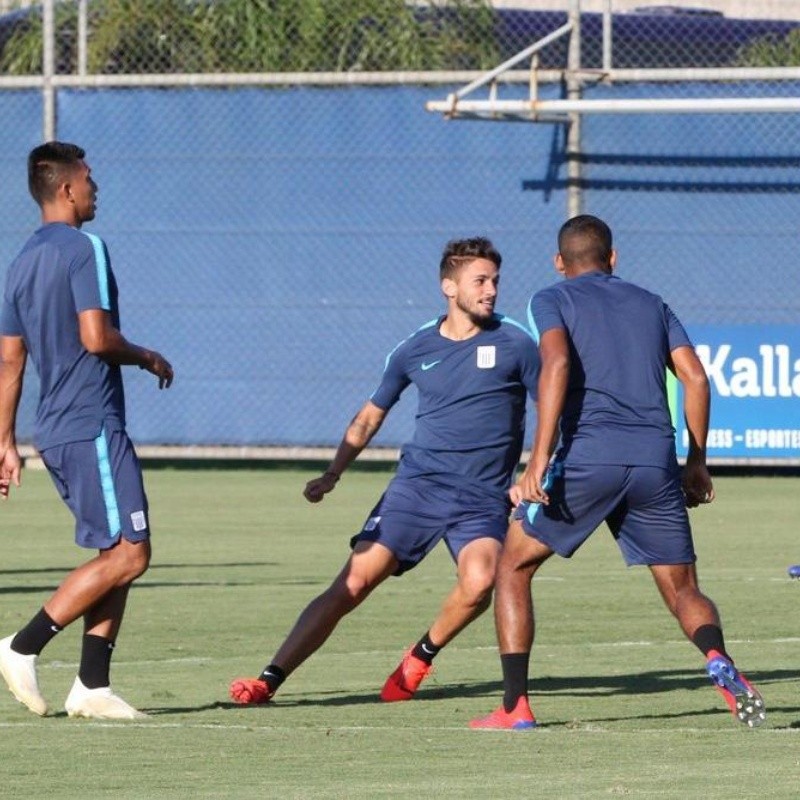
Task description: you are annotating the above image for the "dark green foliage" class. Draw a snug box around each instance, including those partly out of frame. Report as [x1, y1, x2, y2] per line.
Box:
[0, 0, 500, 75]
[737, 29, 800, 67]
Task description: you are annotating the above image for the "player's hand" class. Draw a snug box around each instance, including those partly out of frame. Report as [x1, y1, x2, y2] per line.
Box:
[0, 447, 22, 501]
[142, 350, 174, 389]
[682, 460, 714, 508]
[303, 471, 340, 503]
[511, 456, 550, 506]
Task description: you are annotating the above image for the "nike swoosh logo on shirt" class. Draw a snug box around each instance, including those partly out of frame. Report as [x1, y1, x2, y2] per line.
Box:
[421, 360, 442, 371]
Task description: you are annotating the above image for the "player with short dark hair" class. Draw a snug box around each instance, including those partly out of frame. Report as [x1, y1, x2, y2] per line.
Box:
[230, 236, 540, 705]
[471, 214, 765, 731]
[0, 141, 174, 719]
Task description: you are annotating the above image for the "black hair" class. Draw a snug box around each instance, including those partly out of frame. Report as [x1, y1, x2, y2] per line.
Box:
[439, 236, 501, 280]
[28, 141, 86, 205]
[557, 214, 613, 269]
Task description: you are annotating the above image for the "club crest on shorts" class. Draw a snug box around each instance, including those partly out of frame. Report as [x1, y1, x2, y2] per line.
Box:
[476, 345, 496, 369]
[131, 510, 147, 532]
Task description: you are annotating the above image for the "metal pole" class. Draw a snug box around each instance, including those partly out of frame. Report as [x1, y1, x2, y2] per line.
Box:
[78, 0, 88, 76]
[425, 96, 800, 115]
[602, 0, 612, 72]
[42, 0, 56, 141]
[566, 0, 582, 218]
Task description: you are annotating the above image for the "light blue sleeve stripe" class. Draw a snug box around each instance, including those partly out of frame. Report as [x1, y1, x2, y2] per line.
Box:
[526, 304, 541, 344]
[382, 317, 439, 371]
[524, 460, 561, 525]
[496, 313, 537, 341]
[95, 430, 121, 538]
[82, 232, 111, 310]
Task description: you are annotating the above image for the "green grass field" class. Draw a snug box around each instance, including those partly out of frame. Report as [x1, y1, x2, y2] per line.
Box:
[0, 467, 797, 799]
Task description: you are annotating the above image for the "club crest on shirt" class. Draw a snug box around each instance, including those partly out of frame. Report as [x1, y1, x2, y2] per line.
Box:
[477, 346, 496, 369]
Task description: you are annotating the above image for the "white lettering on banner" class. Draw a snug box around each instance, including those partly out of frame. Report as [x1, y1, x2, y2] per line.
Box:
[695, 343, 800, 398]
[682, 429, 800, 450]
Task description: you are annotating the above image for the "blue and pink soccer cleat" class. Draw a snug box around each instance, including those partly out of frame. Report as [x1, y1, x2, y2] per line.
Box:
[705, 650, 765, 728]
[469, 696, 538, 730]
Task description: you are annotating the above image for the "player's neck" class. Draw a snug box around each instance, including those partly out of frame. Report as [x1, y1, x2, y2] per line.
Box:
[41, 202, 82, 229]
[439, 312, 483, 342]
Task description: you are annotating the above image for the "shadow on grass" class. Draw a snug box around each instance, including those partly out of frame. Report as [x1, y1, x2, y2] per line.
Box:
[145, 667, 799, 729]
[0, 562, 277, 578]
[0, 580, 268, 595]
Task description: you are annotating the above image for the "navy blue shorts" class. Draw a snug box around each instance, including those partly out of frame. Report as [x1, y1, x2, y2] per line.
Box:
[514, 462, 695, 566]
[351, 477, 509, 575]
[40, 428, 150, 551]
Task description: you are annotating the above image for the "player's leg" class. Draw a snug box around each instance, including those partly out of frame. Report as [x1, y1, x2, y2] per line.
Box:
[649, 562, 765, 727]
[381, 535, 501, 702]
[429, 536, 500, 644]
[64, 579, 148, 720]
[472, 463, 623, 730]
[271, 540, 398, 672]
[59, 432, 151, 719]
[469, 519, 552, 730]
[0, 432, 150, 718]
[619, 465, 765, 727]
[649, 562, 720, 640]
[230, 540, 398, 704]
[43, 537, 150, 629]
[0, 545, 145, 718]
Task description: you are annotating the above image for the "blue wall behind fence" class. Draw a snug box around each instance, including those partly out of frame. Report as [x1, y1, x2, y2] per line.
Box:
[1, 84, 798, 448]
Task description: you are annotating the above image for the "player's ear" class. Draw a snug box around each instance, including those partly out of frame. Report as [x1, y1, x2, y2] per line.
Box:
[609, 249, 618, 272]
[554, 253, 566, 275]
[441, 277, 457, 299]
[58, 178, 74, 204]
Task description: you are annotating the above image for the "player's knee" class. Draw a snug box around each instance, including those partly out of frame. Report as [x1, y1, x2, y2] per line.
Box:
[110, 539, 150, 584]
[459, 568, 495, 606]
[328, 574, 373, 611]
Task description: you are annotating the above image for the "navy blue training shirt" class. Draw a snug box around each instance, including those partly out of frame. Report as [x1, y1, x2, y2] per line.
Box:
[370, 314, 539, 499]
[528, 271, 692, 466]
[1, 222, 126, 450]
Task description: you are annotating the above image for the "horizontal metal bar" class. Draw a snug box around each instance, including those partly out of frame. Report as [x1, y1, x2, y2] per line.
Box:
[2, 66, 800, 92]
[427, 96, 800, 116]
[0, 76, 43, 88]
[588, 66, 800, 83]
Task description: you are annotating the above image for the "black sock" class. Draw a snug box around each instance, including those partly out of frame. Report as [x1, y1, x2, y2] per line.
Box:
[78, 635, 114, 689]
[411, 632, 441, 665]
[692, 624, 728, 660]
[258, 664, 286, 692]
[501, 653, 530, 712]
[11, 608, 63, 656]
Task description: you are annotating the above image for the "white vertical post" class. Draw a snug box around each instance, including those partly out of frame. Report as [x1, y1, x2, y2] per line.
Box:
[78, 0, 88, 76]
[42, 0, 56, 141]
[566, 0, 582, 218]
[602, 0, 613, 72]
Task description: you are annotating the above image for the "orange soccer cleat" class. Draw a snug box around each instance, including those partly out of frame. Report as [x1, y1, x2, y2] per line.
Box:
[229, 677, 275, 705]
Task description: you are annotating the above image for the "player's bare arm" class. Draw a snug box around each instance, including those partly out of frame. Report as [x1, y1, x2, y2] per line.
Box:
[303, 401, 387, 503]
[514, 327, 569, 506]
[78, 309, 174, 389]
[0, 335, 27, 499]
[671, 344, 714, 507]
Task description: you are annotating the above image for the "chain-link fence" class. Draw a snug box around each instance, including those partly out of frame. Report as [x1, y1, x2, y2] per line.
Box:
[2, 1, 800, 461]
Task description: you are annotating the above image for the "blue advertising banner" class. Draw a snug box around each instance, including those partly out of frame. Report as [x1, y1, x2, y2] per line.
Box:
[675, 326, 800, 463]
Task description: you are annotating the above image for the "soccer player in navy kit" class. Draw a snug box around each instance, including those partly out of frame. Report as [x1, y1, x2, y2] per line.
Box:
[0, 142, 173, 719]
[471, 215, 765, 730]
[230, 237, 539, 705]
